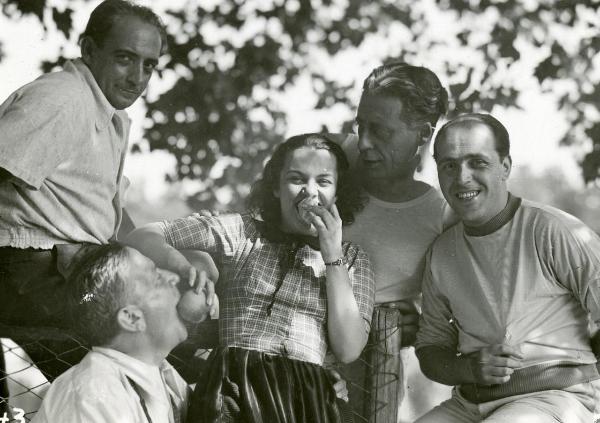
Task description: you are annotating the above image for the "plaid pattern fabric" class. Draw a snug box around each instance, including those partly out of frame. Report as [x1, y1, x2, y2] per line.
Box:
[161, 213, 375, 365]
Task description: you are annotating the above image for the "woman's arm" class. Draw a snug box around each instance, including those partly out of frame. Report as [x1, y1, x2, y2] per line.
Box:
[325, 261, 368, 363]
[125, 223, 193, 276]
[308, 205, 368, 363]
[124, 223, 217, 314]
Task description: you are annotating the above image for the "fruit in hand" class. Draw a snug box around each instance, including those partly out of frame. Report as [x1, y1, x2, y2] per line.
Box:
[298, 196, 320, 225]
[177, 289, 210, 323]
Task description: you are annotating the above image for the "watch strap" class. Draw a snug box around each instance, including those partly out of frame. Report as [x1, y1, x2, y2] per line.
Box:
[324, 257, 348, 266]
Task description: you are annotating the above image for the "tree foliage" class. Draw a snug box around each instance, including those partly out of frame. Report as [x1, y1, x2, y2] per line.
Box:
[2, 0, 599, 211]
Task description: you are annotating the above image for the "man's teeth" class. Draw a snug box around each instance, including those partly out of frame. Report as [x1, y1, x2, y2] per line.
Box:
[457, 191, 479, 200]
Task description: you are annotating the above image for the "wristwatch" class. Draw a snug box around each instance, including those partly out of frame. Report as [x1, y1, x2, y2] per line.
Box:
[324, 257, 348, 266]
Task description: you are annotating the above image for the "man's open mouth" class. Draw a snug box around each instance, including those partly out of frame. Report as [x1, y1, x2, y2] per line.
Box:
[456, 190, 480, 200]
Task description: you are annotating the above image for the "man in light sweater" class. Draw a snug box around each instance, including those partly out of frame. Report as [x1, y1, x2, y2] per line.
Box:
[415, 113, 600, 422]
[33, 244, 196, 423]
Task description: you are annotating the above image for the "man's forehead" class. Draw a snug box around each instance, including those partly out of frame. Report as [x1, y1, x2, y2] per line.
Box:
[446, 117, 494, 138]
[357, 94, 405, 120]
[438, 123, 497, 158]
[103, 15, 162, 55]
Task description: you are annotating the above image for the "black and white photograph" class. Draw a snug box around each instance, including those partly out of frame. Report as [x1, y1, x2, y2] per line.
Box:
[1, 0, 600, 422]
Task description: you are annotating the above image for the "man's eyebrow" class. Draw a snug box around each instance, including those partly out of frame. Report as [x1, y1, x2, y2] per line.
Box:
[113, 48, 137, 56]
[438, 153, 489, 162]
[464, 153, 490, 160]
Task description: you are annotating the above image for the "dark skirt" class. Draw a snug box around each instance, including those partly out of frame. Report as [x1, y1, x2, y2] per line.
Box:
[188, 346, 344, 423]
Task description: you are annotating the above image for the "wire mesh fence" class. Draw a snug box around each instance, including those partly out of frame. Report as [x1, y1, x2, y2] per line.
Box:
[1, 312, 403, 423]
[332, 305, 404, 423]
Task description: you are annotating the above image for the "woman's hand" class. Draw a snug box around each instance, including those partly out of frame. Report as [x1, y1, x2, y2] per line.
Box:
[180, 250, 220, 319]
[185, 266, 219, 319]
[306, 203, 343, 262]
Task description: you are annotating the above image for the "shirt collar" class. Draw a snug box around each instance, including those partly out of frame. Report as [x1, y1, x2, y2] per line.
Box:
[92, 346, 170, 401]
[65, 59, 128, 131]
[463, 193, 522, 237]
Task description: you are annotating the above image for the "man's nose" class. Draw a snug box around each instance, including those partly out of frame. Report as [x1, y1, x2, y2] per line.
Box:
[357, 129, 373, 152]
[456, 163, 473, 183]
[126, 62, 145, 86]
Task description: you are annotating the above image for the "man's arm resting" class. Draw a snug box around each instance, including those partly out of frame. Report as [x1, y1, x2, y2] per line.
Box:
[416, 345, 476, 386]
[416, 344, 523, 386]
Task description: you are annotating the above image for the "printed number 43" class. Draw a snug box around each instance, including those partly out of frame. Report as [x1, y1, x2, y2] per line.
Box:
[0, 408, 25, 423]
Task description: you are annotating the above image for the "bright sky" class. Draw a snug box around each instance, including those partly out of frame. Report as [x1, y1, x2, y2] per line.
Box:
[0, 0, 588, 208]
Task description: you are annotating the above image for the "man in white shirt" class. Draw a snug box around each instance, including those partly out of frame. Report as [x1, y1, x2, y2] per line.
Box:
[33, 244, 198, 423]
[0, 0, 168, 382]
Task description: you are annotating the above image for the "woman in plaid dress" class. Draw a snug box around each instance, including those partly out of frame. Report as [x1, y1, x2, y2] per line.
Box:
[126, 133, 375, 422]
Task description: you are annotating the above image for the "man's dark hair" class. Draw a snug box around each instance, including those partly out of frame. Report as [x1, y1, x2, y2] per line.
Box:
[247, 133, 364, 228]
[67, 243, 133, 346]
[362, 62, 449, 128]
[81, 0, 168, 54]
[433, 113, 511, 162]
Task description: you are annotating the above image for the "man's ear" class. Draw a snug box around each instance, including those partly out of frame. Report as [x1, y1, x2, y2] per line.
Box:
[501, 155, 512, 180]
[418, 122, 434, 146]
[116, 305, 146, 332]
[80, 36, 97, 66]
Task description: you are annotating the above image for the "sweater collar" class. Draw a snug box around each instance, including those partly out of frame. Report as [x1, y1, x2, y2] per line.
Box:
[463, 193, 522, 237]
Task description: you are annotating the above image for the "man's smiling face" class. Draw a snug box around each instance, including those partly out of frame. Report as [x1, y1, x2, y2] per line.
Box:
[83, 15, 162, 110]
[436, 121, 511, 227]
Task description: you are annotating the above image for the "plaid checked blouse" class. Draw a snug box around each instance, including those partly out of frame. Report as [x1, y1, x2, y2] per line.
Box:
[160, 212, 375, 365]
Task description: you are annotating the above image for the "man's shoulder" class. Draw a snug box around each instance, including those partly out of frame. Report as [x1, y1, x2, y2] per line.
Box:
[432, 219, 461, 246]
[2, 67, 88, 118]
[62, 350, 123, 384]
[35, 351, 137, 422]
[34, 64, 87, 96]
[43, 351, 124, 403]
[519, 198, 587, 231]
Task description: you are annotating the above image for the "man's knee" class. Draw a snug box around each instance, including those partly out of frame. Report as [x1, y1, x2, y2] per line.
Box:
[415, 398, 476, 423]
[482, 390, 595, 423]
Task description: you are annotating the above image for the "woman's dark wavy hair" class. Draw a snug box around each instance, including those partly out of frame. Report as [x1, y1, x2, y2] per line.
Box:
[247, 133, 365, 228]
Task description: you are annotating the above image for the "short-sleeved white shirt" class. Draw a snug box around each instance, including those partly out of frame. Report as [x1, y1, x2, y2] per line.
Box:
[0, 59, 130, 249]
